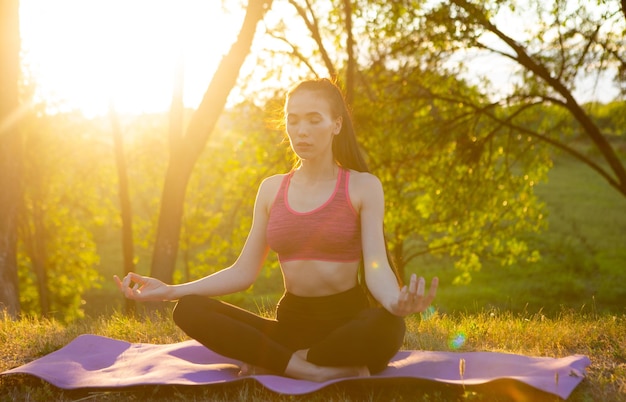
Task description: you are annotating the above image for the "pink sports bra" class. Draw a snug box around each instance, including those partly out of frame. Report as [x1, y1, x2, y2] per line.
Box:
[266, 168, 362, 263]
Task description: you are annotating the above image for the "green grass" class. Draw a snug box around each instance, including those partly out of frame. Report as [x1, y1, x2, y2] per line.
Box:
[1, 309, 624, 401]
[5, 152, 625, 399]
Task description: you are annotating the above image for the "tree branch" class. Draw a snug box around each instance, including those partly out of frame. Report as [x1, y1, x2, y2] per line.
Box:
[451, 0, 626, 195]
[288, 0, 337, 77]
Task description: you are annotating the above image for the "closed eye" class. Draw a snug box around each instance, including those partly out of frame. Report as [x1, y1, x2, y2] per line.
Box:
[287, 112, 323, 125]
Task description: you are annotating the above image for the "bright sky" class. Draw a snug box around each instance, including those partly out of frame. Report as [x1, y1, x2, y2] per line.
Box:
[19, 1, 618, 118]
[20, 0, 249, 117]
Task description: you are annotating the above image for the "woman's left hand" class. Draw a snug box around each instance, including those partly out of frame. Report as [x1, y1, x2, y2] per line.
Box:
[389, 274, 438, 317]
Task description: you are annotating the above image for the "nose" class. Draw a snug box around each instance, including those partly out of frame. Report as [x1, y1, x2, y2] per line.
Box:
[295, 122, 309, 137]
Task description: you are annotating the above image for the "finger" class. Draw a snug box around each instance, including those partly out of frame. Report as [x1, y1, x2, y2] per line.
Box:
[123, 285, 133, 299]
[113, 275, 122, 290]
[127, 272, 138, 286]
[409, 274, 418, 294]
[426, 277, 439, 301]
[399, 285, 410, 303]
[115, 275, 131, 295]
[121, 272, 140, 288]
[416, 276, 426, 297]
[130, 272, 147, 287]
[120, 274, 129, 290]
[418, 277, 438, 308]
[402, 285, 415, 305]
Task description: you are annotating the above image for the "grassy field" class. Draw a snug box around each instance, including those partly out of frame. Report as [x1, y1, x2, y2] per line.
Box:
[1, 309, 624, 401]
[2, 154, 625, 400]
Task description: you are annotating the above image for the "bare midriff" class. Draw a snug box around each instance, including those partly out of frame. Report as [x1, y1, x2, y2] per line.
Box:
[281, 260, 360, 297]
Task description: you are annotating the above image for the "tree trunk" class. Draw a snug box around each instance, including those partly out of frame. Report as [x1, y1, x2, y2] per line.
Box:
[343, 0, 355, 105]
[28, 203, 50, 315]
[150, 0, 272, 283]
[109, 105, 136, 314]
[0, 0, 22, 318]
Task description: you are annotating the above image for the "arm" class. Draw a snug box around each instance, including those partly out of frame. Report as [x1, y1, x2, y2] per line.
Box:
[114, 178, 274, 301]
[358, 174, 438, 316]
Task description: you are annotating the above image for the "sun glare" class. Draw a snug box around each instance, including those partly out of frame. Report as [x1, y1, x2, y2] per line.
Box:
[20, 0, 244, 117]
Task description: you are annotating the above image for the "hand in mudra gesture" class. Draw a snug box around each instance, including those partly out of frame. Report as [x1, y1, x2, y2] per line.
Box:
[114, 272, 172, 302]
[389, 274, 438, 317]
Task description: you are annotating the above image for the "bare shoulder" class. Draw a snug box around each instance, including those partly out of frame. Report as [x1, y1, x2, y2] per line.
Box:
[347, 170, 384, 212]
[257, 173, 288, 212]
[348, 170, 383, 192]
[260, 173, 286, 188]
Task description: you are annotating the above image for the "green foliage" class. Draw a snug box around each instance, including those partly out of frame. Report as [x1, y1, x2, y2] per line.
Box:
[18, 211, 101, 322]
[17, 110, 114, 322]
[115, 113, 170, 274]
[587, 101, 626, 138]
[179, 100, 291, 285]
[407, 153, 626, 315]
[353, 65, 550, 282]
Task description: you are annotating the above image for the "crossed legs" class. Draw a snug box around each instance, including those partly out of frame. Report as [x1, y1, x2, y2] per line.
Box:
[172, 294, 405, 382]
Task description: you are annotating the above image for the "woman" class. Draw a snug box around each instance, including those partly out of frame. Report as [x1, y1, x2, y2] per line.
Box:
[115, 78, 438, 382]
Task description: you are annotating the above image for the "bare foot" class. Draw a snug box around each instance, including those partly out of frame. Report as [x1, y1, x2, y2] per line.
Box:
[238, 363, 277, 377]
[285, 350, 371, 382]
[356, 365, 371, 378]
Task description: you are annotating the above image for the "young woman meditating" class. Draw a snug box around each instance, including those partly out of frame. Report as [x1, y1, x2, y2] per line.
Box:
[115, 78, 438, 382]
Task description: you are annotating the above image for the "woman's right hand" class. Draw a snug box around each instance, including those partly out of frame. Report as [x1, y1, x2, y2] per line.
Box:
[114, 272, 173, 301]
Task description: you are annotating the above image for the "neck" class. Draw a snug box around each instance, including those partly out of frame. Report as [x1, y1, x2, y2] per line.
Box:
[296, 159, 339, 182]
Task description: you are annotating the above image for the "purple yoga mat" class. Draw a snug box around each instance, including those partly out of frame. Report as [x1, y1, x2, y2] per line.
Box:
[1, 334, 590, 399]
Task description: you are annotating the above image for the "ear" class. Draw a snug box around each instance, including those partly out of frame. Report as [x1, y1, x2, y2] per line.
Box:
[333, 116, 343, 135]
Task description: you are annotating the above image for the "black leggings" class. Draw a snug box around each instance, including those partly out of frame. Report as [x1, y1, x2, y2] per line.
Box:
[172, 286, 405, 374]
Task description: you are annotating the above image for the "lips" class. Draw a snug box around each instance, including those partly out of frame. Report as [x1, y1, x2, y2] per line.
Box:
[295, 142, 313, 150]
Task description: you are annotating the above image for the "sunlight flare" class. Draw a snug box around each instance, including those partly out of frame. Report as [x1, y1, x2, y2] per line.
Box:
[20, 0, 243, 117]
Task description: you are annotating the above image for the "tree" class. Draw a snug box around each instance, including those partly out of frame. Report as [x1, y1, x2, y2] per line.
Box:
[150, 0, 273, 284]
[419, 0, 626, 197]
[179, 100, 289, 297]
[353, 66, 549, 280]
[109, 104, 135, 314]
[0, 0, 22, 317]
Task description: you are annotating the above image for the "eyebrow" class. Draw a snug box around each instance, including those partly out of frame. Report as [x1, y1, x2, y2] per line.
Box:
[287, 112, 323, 118]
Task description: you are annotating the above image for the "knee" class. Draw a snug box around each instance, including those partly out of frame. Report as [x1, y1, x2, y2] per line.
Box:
[370, 308, 406, 343]
[367, 309, 406, 373]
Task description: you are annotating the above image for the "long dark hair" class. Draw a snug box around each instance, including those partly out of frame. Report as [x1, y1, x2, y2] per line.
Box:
[285, 78, 405, 296]
[286, 78, 369, 173]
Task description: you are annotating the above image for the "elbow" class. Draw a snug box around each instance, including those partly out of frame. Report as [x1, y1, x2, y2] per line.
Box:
[238, 279, 255, 292]
[234, 268, 259, 292]
[229, 253, 266, 293]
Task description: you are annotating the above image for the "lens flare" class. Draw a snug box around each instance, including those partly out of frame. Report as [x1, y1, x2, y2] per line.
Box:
[448, 332, 466, 350]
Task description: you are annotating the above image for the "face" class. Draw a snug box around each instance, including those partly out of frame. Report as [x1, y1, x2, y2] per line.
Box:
[285, 89, 342, 161]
